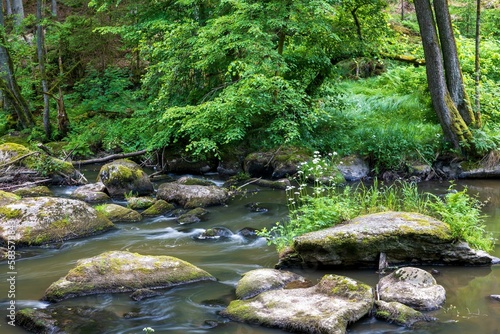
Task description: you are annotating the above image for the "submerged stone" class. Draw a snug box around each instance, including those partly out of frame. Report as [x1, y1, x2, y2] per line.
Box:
[16, 306, 120, 333]
[42, 251, 215, 302]
[374, 300, 436, 327]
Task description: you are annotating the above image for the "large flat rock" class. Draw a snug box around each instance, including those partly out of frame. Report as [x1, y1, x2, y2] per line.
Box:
[277, 211, 499, 268]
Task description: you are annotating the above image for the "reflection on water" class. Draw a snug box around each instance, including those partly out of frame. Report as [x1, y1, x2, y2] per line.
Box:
[1, 178, 499, 334]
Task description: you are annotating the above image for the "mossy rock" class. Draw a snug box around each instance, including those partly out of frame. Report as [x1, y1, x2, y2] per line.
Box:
[0, 142, 76, 180]
[42, 251, 216, 302]
[12, 186, 53, 197]
[177, 176, 216, 186]
[235, 269, 310, 300]
[0, 196, 115, 246]
[0, 142, 36, 166]
[0, 190, 21, 206]
[375, 300, 436, 327]
[177, 207, 209, 224]
[141, 200, 175, 216]
[222, 274, 373, 334]
[95, 203, 142, 223]
[126, 196, 156, 210]
[277, 211, 499, 269]
[97, 159, 154, 197]
[71, 183, 110, 203]
[157, 182, 228, 208]
[244, 147, 310, 179]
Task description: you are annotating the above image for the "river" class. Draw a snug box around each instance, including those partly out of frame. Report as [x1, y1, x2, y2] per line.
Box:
[1, 171, 499, 334]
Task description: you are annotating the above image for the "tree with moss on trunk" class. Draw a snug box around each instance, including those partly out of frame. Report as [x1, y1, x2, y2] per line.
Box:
[414, 0, 479, 156]
[0, 1, 35, 130]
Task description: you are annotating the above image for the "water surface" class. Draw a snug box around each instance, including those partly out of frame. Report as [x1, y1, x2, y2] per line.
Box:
[1, 177, 499, 334]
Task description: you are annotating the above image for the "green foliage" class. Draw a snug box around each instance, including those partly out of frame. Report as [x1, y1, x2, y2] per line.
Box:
[260, 174, 495, 252]
[66, 66, 136, 114]
[30, 155, 68, 176]
[428, 185, 495, 252]
[310, 65, 441, 171]
[88, 0, 390, 157]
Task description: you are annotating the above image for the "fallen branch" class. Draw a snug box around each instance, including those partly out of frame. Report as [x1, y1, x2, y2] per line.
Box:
[71, 150, 148, 166]
[0, 152, 38, 169]
[0, 178, 52, 191]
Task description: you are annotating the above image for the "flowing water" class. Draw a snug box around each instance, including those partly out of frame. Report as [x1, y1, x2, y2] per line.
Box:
[1, 171, 499, 334]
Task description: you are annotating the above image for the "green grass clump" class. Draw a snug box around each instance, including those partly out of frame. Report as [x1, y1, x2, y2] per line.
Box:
[259, 155, 495, 252]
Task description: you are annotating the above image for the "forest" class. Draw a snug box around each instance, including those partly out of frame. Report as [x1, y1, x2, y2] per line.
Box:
[1, 0, 500, 175]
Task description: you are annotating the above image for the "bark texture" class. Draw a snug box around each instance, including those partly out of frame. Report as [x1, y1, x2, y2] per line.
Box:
[414, 0, 473, 153]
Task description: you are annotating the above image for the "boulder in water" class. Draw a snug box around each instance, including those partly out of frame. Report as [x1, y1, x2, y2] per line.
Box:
[70, 182, 110, 203]
[141, 199, 175, 216]
[222, 274, 373, 334]
[235, 269, 310, 300]
[157, 181, 228, 208]
[97, 159, 154, 197]
[378, 267, 446, 311]
[42, 251, 216, 302]
[277, 211, 500, 269]
[96, 203, 142, 223]
[0, 195, 114, 246]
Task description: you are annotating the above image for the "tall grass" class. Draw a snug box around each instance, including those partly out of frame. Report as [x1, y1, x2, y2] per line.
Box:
[259, 154, 495, 252]
[313, 65, 443, 172]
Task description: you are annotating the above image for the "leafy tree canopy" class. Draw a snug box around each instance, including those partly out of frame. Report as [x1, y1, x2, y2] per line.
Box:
[89, 0, 389, 157]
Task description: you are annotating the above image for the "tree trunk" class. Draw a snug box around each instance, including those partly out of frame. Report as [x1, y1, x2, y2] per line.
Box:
[51, 0, 57, 17]
[12, 0, 24, 27]
[401, 0, 404, 21]
[351, 8, 363, 41]
[0, 2, 34, 129]
[433, 0, 475, 126]
[474, 0, 482, 126]
[6, 0, 12, 16]
[414, 0, 473, 153]
[37, 0, 51, 138]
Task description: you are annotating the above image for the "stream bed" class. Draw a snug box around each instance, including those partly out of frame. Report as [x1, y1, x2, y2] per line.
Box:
[1, 173, 499, 334]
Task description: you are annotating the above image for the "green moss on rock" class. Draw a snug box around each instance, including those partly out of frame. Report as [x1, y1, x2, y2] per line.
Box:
[142, 200, 175, 216]
[42, 251, 215, 302]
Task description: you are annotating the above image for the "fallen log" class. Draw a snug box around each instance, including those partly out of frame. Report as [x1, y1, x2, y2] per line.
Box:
[70, 150, 148, 166]
[381, 53, 426, 66]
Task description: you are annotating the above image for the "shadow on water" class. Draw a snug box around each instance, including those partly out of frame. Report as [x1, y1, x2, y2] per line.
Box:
[1, 177, 500, 333]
